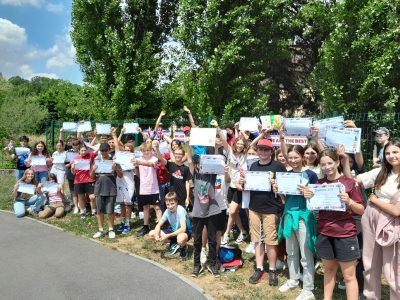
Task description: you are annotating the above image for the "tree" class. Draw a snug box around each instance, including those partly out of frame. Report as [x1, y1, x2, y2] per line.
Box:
[311, 0, 400, 114]
[71, 0, 178, 120]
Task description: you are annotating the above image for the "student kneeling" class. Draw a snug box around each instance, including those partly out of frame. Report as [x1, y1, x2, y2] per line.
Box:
[149, 192, 192, 260]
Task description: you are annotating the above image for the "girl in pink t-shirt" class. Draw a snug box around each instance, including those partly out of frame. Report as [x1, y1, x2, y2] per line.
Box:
[25, 141, 52, 183]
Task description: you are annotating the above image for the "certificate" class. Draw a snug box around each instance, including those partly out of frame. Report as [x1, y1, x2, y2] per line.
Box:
[307, 183, 346, 211]
[239, 117, 259, 132]
[114, 151, 135, 170]
[313, 116, 344, 139]
[159, 142, 169, 154]
[41, 182, 58, 193]
[325, 127, 361, 154]
[15, 147, 30, 156]
[173, 130, 186, 142]
[30, 155, 46, 166]
[189, 128, 217, 147]
[270, 135, 308, 147]
[123, 122, 139, 134]
[65, 151, 79, 162]
[244, 171, 271, 191]
[276, 172, 308, 195]
[284, 117, 312, 136]
[77, 121, 92, 132]
[17, 182, 36, 195]
[199, 155, 226, 174]
[260, 115, 283, 130]
[96, 123, 111, 135]
[52, 152, 66, 164]
[62, 122, 77, 132]
[74, 159, 91, 170]
[95, 159, 114, 173]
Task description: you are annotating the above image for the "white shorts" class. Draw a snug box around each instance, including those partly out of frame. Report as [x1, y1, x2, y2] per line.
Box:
[116, 171, 135, 205]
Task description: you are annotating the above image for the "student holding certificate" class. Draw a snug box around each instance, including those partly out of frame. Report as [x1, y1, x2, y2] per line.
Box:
[90, 143, 123, 239]
[12, 169, 45, 217]
[37, 173, 65, 219]
[2, 135, 30, 180]
[65, 139, 81, 214]
[273, 145, 318, 300]
[50, 140, 67, 185]
[24, 141, 52, 183]
[71, 144, 96, 218]
[303, 149, 364, 300]
[355, 138, 400, 300]
[238, 139, 287, 286]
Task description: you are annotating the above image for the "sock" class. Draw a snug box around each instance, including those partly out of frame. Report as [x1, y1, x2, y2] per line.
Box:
[269, 268, 276, 272]
[257, 266, 264, 271]
[98, 228, 104, 232]
[108, 227, 113, 231]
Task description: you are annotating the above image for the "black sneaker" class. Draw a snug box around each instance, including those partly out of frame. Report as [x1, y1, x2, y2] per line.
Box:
[249, 268, 265, 284]
[192, 265, 203, 277]
[207, 263, 220, 278]
[179, 246, 188, 260]
[269, 270, 278, 286]
[136, 226, 149, 237]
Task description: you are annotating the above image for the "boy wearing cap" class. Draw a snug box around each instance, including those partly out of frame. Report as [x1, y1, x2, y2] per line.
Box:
[372, 127, 390, 168]
[239, 138, 286, 286]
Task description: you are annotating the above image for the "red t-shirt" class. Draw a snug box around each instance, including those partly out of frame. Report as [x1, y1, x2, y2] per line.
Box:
[156, 153, 171, 185]
[317, 175, 363, 238]
[73, 152, 96, 184]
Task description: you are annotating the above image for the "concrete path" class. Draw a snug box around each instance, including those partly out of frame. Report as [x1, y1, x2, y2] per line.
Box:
[0, 211, 208, 300]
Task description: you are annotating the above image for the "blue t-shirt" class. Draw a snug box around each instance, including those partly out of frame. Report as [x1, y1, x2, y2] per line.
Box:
[161, 205, 192, 234]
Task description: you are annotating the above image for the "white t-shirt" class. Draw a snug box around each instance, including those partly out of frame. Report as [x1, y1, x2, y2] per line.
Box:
[358, 168, 399, 203]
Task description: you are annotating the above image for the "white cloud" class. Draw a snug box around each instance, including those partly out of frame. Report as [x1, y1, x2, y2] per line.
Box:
[0, 0, 44, 7]
[46, 3, 64, 13]
[45, 33, 76, 69]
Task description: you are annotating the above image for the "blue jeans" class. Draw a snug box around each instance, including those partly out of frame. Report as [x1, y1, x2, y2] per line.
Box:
[35, 171, 48, 183]
[15, 169, 25, 181]
[158, 182, 170, 212]
[14, 194, 46, 217]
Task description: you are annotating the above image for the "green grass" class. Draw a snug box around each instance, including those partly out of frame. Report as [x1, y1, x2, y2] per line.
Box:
[0, 173, 391, 300]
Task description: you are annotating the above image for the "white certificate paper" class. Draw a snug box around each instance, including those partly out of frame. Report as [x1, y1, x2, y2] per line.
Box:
[199, 155, 226, 174]
[307, 183, 346, 211]
[244, 171, 271, 191]
[30, 155, 46, 166]
[95, 159, 114, 173]
[66, 152, 79, 162]
[62, 122, 77, 132]
[74, 159, 91, 170]
[313, 116, 344, 139]
[239, 117, 259, 132]
[15, 147, 30, 156]
[17, 182, 36, 195]
[284, 117, 312, 136]
[325, 127, 361, 154]
[114, 151, 135, 170]
[41, 182, 58, 193]
[173, 130, 186, 142]
[189, 128, 217, 147]
[77, 121, 92, 132]
[123, 122, 139, 134]
[260, 115, 283, 130]
[96, 123, 111, 135]
[52, 152, 66, 164]
[276, 172, 309, 195]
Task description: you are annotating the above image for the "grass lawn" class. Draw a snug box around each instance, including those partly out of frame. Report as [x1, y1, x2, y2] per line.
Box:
[0, 173, 390, 299]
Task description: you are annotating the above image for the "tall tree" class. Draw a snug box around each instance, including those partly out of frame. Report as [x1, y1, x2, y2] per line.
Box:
[71, 0, 178, 119]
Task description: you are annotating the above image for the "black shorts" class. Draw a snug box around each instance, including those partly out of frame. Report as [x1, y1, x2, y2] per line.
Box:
[96, 196, 115, 214]
[215, 209, 227, 232]
[139, 194, 160, 206]
[74, 182, 95, 195]
[162, 228, 191, 243]
[316, 234, 360, 262]
[227, 187, 242, 204]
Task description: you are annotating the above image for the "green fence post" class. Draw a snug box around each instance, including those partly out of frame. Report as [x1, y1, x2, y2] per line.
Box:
[207, 116, 212, 128]
[332, 111, 338, 117]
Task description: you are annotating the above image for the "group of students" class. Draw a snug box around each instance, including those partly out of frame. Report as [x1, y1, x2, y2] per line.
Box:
[4, 108, 399, 300]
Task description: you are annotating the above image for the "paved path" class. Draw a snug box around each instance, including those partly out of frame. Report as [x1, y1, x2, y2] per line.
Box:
[0, 211, 208, 300]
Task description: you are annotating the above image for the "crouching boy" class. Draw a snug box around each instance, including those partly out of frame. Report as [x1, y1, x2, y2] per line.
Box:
[149, 192, 192, 259]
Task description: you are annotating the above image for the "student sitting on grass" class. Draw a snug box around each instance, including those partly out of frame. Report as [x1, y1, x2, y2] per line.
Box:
[38, 173, 65, 219]
[149, 192, 192, 259]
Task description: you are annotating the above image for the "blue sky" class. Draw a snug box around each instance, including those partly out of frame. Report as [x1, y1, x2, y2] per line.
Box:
[0, 0, 83, 85]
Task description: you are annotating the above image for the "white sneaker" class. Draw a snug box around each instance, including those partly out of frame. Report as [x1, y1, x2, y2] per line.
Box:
[92, 231, 104, 239]
[245, 242, 256, 254]
[279, 279, 299, 292]
[221, 233, 229, 245]
[276, 259, 287, 271]
[295, 290, 315, 300]
[200, 247, 208, 265]
[73, 207, 79, 214]
[235, 232, 244, 244]
[108, 230, 116, 239]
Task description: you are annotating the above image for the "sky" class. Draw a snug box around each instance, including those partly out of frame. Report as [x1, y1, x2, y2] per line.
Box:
[0, 0, 83, 85]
